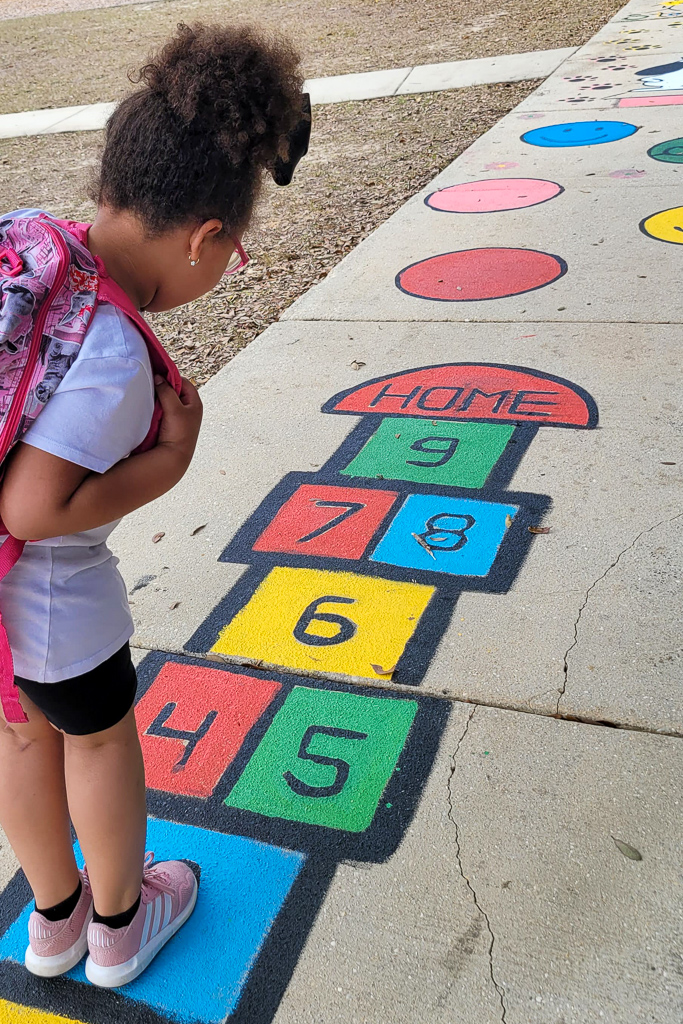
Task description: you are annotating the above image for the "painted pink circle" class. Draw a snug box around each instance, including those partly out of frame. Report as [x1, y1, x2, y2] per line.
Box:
[426, 177, 563, 214]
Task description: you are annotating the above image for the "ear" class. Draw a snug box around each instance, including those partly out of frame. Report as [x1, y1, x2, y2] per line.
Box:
[188, 219, 224, 262]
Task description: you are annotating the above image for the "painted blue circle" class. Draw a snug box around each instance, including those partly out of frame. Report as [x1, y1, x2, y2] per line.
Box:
[521, 121, 638, 148]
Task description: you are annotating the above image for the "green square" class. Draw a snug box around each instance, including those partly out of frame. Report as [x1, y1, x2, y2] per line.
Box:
[225, 686, 417, 832]
[341, 417, 514, 488]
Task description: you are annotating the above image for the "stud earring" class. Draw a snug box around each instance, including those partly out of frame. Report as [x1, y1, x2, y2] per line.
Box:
[188, 253, 199, 267]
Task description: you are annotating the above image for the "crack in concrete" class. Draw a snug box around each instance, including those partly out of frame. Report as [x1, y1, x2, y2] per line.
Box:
[447, 707, 508, 1023]
[129, 644, 683, 738]
[391, 66, 415, 94]
[558, 510, 683, 716]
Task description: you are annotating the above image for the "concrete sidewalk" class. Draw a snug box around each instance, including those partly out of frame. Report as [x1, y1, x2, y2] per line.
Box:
[1, 0, 681, 1022]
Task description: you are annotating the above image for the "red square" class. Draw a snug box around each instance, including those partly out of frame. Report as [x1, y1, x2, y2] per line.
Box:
[252, 484, 399, 559]
[136, 663, 281, 798]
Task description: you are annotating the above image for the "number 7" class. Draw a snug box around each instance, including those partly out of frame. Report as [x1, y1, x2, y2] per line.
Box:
[297, 501, 366, 543]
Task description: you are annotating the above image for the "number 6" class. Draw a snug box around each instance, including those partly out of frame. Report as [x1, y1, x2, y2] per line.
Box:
[293, 595, 357, 646]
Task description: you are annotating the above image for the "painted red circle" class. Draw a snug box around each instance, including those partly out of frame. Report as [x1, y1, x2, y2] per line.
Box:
[396, 248, 567, 301]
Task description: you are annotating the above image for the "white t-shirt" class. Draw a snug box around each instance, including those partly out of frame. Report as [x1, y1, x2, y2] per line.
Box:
[0, 257, 154, 682]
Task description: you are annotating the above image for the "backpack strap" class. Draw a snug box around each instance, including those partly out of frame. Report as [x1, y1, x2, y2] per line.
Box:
[49, 219, 182, 452]
[96, 275, 182, 453]
[0, 536, 27, 723]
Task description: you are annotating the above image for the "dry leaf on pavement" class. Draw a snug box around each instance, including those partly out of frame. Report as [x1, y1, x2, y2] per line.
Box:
[371, 663, 397, 676]
[612, 837, 642, 861]
[412, 532, 436, 559]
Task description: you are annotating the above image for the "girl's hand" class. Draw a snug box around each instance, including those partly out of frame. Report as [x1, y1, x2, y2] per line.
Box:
[154, 375, 203, 462]
[0, 376, 203, 540]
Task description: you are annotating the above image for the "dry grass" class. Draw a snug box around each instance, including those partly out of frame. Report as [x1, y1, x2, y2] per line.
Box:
[0, 0, 626, 115]
[0, 82, 536, 382]
[1, 0, 163, 18]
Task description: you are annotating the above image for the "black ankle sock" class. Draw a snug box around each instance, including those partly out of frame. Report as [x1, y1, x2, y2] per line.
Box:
[92, 893, 141, 930]
[36, 880, 82, 922]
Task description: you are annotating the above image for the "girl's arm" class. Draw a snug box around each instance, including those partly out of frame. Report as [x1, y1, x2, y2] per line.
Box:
[0, 377, 202, 541]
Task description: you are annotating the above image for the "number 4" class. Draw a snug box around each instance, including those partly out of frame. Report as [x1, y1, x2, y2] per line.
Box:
[146, 702, 218, 771]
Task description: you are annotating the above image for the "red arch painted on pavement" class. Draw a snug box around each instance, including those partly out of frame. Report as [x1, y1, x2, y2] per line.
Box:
[322, 363, 598, 428]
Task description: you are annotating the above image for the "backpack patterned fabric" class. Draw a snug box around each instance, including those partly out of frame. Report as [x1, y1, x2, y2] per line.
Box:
[0, 215, 98, 459]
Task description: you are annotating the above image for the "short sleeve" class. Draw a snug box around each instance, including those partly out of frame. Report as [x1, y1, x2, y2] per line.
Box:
[22, 305, 155, 474]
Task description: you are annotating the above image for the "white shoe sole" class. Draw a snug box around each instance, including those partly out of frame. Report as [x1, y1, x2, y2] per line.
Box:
[25, 905, 93, 978]
[85, 876, 198, 988]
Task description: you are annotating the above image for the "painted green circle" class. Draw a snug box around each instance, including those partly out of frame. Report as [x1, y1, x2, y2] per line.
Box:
[648, 137, 683, 164]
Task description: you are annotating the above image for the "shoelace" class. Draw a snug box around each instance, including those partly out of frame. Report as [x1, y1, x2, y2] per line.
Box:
[140, 852, 175, 901]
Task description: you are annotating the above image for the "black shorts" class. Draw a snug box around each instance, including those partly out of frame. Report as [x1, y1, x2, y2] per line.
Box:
[15, 643, 138, 736]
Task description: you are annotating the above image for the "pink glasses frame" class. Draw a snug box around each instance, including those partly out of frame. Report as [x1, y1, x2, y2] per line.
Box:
[224, 237, 250, 276]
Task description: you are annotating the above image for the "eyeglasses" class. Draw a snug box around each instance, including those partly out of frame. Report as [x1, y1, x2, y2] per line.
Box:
[224, 237, 250, 276]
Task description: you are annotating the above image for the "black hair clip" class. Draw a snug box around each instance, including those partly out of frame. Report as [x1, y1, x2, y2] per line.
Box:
[272, 93, 312, 186]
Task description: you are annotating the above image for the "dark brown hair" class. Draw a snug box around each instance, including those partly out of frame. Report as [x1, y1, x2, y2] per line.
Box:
[95, 23, 303, 234]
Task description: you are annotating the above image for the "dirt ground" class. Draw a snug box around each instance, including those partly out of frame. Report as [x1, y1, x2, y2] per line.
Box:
[1, 0, 164, 17]
[0, 0, 626, 116]
[0, 83, 535, 383]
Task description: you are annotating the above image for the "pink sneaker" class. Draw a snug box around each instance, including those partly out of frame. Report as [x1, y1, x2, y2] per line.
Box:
[85, 853, 198, 988]
[25, 870, 93, 977]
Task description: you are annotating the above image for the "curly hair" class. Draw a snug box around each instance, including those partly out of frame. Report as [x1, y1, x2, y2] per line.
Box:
[95, 23, 304, 235]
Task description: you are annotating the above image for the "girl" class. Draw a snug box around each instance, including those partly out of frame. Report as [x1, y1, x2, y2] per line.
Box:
[0, 23, 304, 988]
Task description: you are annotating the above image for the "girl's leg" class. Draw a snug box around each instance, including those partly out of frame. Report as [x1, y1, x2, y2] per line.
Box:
[62, 709, 146, 916]
[0, 693, 79, 908]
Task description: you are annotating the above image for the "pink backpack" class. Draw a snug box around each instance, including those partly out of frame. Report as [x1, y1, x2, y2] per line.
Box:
[0, 213, 181, 723]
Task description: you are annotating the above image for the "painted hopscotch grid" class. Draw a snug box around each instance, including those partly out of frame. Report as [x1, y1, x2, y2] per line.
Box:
[0, 653, 449, 1024]
[0, 363, 598, 1024]
[190, 363, 596, 688]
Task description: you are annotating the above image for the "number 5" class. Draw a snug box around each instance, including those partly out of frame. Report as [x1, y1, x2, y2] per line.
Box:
[284, 725, 368, 798]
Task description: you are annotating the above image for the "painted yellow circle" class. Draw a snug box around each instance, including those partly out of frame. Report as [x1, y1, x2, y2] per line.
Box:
[641, 205, 683, 244]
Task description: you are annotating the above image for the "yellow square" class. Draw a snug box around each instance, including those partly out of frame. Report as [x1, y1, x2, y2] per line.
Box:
[0, 1001, 86, 1024]
[212, 567, 434, 680]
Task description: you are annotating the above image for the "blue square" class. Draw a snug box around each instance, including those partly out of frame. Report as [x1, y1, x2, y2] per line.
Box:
[369, 495, 518, 577]
[0, 817, 306, 1023]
